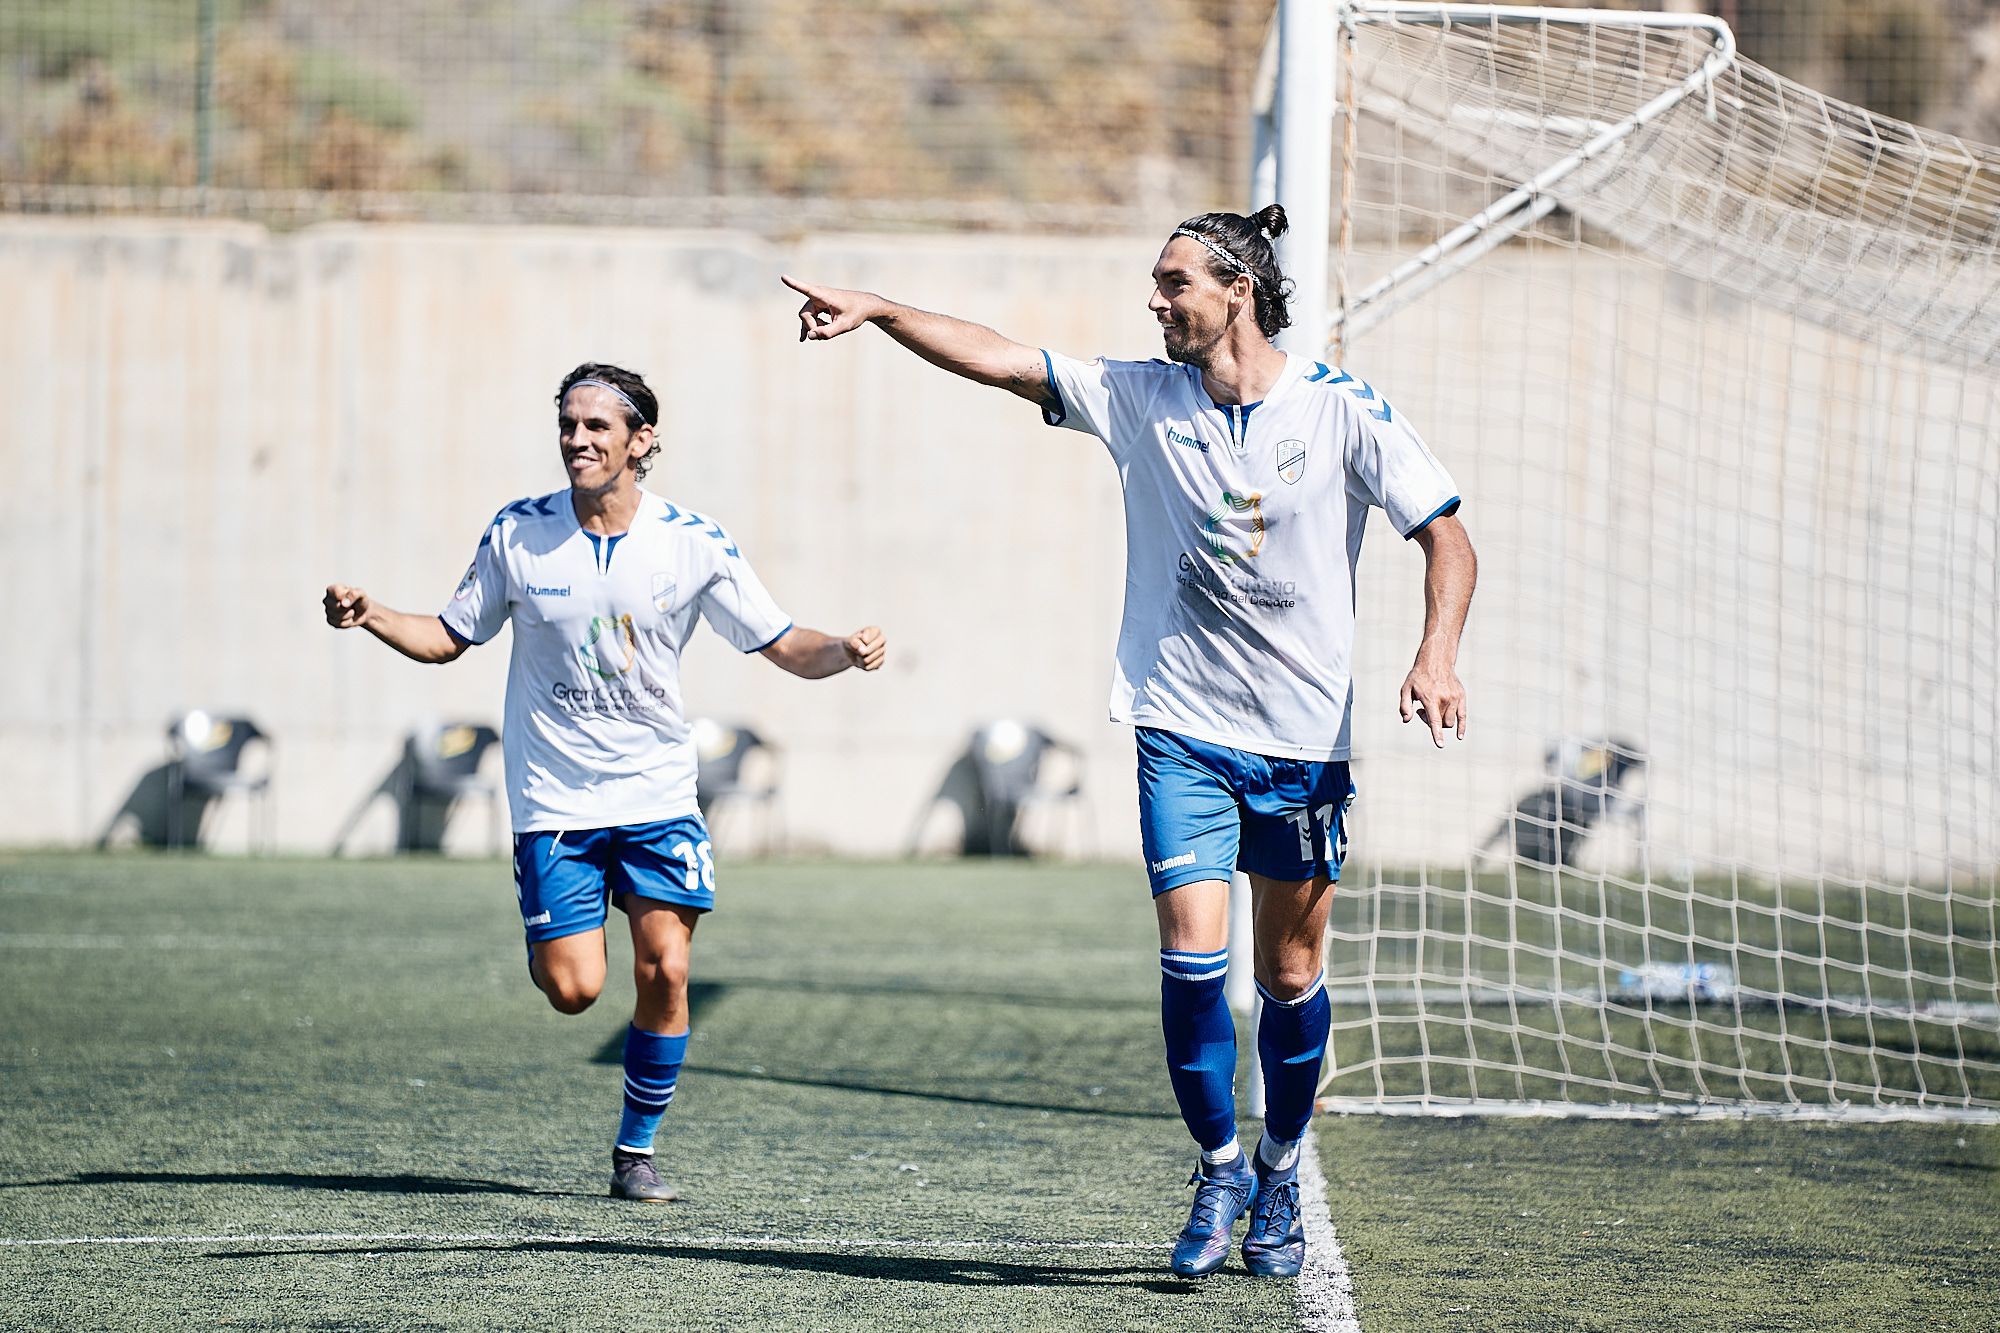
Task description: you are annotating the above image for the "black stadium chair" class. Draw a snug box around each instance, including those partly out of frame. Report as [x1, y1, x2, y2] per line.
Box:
[1478, 736, 1648, 870]
[963, 720, 1086, 858]
[692, 718, 782, 855]
[395, 721, 503, 854]
[165, 710, 274, 852]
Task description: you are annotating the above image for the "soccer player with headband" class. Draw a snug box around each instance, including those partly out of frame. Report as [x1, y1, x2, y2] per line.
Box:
[323, 361, 887, 1204]
[785, 205, 1476, 1279]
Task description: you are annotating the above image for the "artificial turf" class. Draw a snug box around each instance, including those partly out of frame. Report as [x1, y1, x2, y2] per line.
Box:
[1, 853, 1993, 1331]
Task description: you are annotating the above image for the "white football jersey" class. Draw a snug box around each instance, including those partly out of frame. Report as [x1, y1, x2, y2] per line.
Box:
[440, 488, 792, 832]
[1043, 349, 1460, 761]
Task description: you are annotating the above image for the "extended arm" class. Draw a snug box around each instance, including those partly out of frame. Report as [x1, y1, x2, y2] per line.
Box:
[761, 624, 887, 680]
[1399, 515, 1477, 748]
[323, 584, 469, 665]
[783, 276, 1053, 408]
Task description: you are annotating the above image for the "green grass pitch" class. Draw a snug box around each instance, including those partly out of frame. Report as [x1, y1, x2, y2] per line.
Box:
[1, 853, 1994, 1331]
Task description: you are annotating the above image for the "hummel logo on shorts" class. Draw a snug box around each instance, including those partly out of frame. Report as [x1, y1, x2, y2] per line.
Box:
[1151, 851, 1197, 873]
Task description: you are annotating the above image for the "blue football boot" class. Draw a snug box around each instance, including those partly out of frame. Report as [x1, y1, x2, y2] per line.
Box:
[1170, 1153, 1256, 1277]
[1240, 1156, 1305, 1277]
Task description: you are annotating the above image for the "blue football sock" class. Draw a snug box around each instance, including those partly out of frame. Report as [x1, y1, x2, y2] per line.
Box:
[1160, 948, 1238, 1154]
[1256, 972, 1330, 1150]
[616, 1024, 688, 1153]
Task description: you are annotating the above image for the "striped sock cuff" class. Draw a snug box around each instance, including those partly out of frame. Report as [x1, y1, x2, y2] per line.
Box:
[1161, 948, 1229, 982]
[1255, 971, 1326, 1007]
[622, 1073, 678, 1113]
[622, 1025, 688, 1114]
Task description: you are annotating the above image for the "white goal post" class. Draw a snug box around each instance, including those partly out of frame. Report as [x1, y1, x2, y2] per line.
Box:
[1240, 1, 2000, 1121]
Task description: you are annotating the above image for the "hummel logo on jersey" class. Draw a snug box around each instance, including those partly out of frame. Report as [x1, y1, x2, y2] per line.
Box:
[1166, 426, 1208, 454]
[1151, 851, 1197, 873]
[527, 584, 572, 597]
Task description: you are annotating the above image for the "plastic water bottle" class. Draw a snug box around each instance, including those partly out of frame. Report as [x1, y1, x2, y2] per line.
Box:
[1616, 962, 1737, 1002]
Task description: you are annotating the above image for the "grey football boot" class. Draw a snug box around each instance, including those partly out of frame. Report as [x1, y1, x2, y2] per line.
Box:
[609, 1148, 678, 1202]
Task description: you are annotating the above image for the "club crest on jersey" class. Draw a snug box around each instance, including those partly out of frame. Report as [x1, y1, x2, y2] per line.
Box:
[452, 563, 477, 600]
[1276, 439, 1307, 485]
[652, 573, 677, 614]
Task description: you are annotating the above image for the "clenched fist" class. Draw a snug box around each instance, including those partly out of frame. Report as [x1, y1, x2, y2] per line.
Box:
[845, 626, 887, 671]
[324, 584, 373, 630]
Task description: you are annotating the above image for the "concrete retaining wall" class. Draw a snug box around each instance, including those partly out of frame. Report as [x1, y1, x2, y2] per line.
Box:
[1, 218, 1991, 878]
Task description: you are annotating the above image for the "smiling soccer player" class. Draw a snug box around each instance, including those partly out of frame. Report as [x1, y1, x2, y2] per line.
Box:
[787, 205, 1476, 1277]
[323, 362, 886, 1202]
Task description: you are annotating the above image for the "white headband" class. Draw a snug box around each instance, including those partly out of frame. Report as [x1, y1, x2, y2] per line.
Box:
[565, 378, 649, 425]
[1171, 228, 1260, 287]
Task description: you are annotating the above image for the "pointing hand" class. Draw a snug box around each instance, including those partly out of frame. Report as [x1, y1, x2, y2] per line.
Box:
[1399, 659, 1468, 749]
[784, 275, 881, 343]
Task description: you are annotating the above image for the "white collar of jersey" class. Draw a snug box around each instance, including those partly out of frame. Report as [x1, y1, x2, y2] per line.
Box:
[1187, 351, 1305, 414]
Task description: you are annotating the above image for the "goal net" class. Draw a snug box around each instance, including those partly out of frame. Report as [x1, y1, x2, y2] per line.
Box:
[1300, 2, 2000, 1119]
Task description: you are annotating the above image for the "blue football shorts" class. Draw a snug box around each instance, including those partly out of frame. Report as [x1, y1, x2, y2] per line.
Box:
[1136, 726, 1356, 896]
[510, 816, 716, 943]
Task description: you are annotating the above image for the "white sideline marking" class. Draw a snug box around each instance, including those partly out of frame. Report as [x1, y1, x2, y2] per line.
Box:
[1297, 1126, 1362, 1333]
[0, 1231, 1159, 1253]
[1314, 1098, 2000, 1125]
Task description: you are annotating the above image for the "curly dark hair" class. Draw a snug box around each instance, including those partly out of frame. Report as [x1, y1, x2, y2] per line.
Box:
[1171, 204, 1295, 339]
[554, 362, 663, 480]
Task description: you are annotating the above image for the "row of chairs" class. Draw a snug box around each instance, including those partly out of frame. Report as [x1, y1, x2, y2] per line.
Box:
[140, 713, 1648, 868]
[148, 711, 502, 855]
[137, 711, 1088, 858]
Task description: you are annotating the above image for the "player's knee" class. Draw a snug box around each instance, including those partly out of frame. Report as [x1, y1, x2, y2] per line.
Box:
[1259, 963, 1323, 1004]
[539, 974, 602, 1015]
[634, 951, 689, 996]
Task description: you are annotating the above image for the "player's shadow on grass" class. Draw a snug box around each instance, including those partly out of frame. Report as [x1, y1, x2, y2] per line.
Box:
[707, 974, 1158, 1013]
[217, 1238, 1195, 1292]
[0, 1170, 580, 1197]
[686, 1063, 1178, 1122]
[588, 985, 1173, 1123]
[1934, 1156, 1999, 1174]
[588, 980, 730, 1064]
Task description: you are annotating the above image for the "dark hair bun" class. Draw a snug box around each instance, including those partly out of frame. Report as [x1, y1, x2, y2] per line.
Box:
[1251, 203, 1289, 240]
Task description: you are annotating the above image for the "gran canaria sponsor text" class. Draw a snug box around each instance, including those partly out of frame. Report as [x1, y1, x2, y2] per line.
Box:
[1175, 551, 1297, 610]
